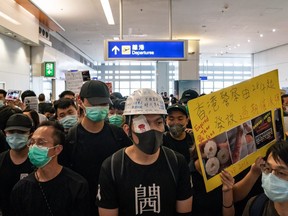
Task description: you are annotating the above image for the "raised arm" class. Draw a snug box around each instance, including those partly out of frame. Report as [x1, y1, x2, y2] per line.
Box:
[233, 157, 263, 202]
[221, 170, 235, 216]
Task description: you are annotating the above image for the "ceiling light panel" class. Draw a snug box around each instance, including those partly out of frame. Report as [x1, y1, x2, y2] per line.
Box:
[100, 0, 115, 25]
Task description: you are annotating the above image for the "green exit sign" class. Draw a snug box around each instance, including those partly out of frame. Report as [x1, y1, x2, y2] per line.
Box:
[44, 62, 55, 77]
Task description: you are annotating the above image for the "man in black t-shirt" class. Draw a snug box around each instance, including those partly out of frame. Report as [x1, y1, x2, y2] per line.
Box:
[162, 92, 170, 109]
[61, 80, 131, 216]
[0, 114, 34, 216]
[170, 94, 178, 105]
[10, 121, 90, 216]
[96, 89, 193, 216]
[163, 104, 194, 164]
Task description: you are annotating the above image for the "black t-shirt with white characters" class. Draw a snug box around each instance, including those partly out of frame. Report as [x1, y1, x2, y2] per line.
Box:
[96, 148, 193, 216]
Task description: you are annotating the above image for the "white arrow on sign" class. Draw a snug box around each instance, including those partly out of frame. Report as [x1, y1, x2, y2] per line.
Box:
[112, 46, 120, 55]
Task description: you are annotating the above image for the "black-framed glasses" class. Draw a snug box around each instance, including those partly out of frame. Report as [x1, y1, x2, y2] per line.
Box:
[260, 163, 288, 180]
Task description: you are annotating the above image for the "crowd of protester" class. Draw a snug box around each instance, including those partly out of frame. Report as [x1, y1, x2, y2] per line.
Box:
[0, 82, 287, 216]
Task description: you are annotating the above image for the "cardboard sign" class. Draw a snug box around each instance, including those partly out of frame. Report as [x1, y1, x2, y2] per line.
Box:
[24, 96, 38, 112]
[65, 71, 83, 94]
[187, 70, 282, 192]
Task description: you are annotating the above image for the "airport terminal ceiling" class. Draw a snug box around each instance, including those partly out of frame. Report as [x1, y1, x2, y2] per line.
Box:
[23, 0, 288, 62]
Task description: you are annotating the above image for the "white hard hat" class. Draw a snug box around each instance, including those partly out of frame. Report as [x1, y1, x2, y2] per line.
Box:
[123, 88, 167, 116]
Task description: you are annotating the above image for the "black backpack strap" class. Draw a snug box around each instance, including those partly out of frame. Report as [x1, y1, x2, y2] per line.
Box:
[0, 150, 9, 168]
[162, 146, 178, 185]
[249, 193, 269, 216]
[111, 148, 126, 182]
[111, 146, 179, 185]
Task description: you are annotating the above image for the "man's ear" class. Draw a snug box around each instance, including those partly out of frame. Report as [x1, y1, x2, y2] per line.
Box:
[77, 95, 82, 104]
[122, 123, 130, 136]
[77, 96, 84, 109]
[185, 117, 189, 127]
[165, 115, 169, 125]
[55, 145, 63, 155]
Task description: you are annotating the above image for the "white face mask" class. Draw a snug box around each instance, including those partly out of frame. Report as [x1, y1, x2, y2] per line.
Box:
[262, 172, 288, 202]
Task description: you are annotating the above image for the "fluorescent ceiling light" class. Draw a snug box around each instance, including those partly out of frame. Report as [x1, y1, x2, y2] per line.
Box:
[0, 11, 20, 25]
[100, 0, 115, 25]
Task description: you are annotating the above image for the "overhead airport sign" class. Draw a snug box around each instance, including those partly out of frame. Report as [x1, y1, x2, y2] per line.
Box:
[104, 40, 188, 60]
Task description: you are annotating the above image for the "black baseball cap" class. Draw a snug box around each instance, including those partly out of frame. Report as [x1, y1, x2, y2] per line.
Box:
[111, 92, 123, 99]
[167, 104, 188, 117]
[5, 113, 33, 132]
[79, 80, 112, 105]
[180, 89, 199, 104]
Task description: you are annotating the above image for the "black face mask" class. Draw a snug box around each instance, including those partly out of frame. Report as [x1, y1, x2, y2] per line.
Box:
[133, 130, 163, 155]
[168, 124, 186, 138]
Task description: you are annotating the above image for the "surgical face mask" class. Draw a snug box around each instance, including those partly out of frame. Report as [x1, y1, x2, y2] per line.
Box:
[28, 145, 57, 168]
[109, 114, 124, 127]
[85, 106, 109, 122]
[6, 133, 29, 150]
[262, 172, 288, 202]
[59, 115, 78, 129]
[0, 100, 4, 108]
[133, 130, 163, 155]
[168, 124, 186, 138]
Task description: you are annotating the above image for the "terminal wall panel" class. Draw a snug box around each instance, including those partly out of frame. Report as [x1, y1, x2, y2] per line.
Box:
[0, 34, 30, 90]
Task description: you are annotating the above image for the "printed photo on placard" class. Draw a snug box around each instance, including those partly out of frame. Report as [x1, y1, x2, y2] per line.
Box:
[251, 111, 275, 149]
[199, 132, 232, 180]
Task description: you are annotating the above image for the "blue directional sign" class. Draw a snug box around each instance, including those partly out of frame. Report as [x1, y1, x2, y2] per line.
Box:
[200, 76, 208, 80]
[104, 40, 187, 60]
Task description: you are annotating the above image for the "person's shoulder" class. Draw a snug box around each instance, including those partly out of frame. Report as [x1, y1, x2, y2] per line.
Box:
[0, 149, 9, 159]
[106, 122, 124, 134]
[161, 146, 186, 161]
[102, 148, 122, 166]
[62, 167, 88, 184]
[106, 123, 132, 146]
[13, 172, 36, 189]
[162, 132, 174, 144]
[38, 113, 48, 122]
[242, 195, 257, 216]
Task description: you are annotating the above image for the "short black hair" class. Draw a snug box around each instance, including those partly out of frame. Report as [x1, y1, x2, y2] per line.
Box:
[110, 92, 123, 99]
[21, 90, 36, 102]
[0, 89, 7, 97]
[110, 99, 126, 110]
[53, 98, 77, 118]
[59, 90, 75, 99]
[38, 93, 45, 101]
[0, 105, 22, 131]
[265, 141, 288, 165]
[23, 108, 40, 132]
[38, 121, 65, 146]
[44, 106, 55, 114]
[281, 94, 288, 104]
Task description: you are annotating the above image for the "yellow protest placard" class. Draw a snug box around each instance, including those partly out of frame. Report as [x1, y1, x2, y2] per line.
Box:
[187, 70, 282, 192]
